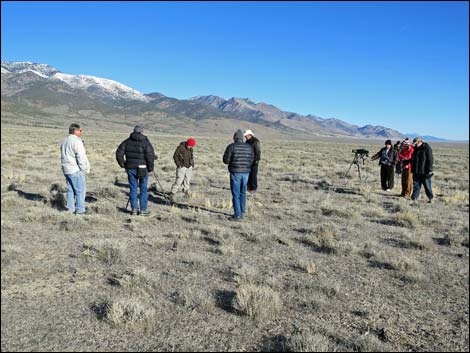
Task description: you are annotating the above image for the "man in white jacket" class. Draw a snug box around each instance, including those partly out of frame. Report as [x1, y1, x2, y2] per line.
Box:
[61, 123, 90, 214]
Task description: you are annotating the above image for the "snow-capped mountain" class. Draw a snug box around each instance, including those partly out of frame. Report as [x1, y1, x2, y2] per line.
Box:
[3, 61, 439, 139]
[1, 61, 150, 102]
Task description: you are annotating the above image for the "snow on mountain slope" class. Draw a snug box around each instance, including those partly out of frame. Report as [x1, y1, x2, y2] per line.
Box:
[1, 62, 150, 102]
[51, 72, 150, 102]
[1, 62, 59, 77]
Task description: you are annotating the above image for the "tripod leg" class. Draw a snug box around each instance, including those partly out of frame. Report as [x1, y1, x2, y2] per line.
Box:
[344, 159, 356, 179]
[153, 171, 172, 205]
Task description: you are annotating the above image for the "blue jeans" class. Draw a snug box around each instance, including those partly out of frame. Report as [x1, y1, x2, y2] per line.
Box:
[64, 170, 86, 213]
[230, 172, 249, 218]
[412, 174, 434, 200]
[127, 168, 149, 211]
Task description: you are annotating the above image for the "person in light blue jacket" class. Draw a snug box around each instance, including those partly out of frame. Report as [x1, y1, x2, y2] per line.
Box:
[61, 123, 90, 214]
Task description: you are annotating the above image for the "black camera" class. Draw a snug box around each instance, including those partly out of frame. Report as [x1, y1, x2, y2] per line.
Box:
[352, 149, 369, 156]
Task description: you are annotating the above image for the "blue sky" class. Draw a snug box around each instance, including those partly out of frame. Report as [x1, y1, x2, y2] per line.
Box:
[2, 1, 469, 140]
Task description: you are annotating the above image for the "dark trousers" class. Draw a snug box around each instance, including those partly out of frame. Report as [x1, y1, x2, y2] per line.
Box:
[248, 163, 258, 191]
[380, 165, 394, 190]
[412, 174, 434, 200]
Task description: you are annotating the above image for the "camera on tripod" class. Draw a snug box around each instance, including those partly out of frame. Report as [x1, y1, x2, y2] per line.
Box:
[343, 148, 369, 183]
[352, 149, 369, 157]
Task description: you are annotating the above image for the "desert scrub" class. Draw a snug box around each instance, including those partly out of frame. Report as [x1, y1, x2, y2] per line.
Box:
[105, 296, 156, 329]
[301, 224, 339, 254]
[233, 284, 282, 322]
[284, 332, 332, 352]
[109, 269, 157, 295]
[369, 251, 418, 272]
[296, 260, 317, 275]
[234, 265, 260, 285]
[441, 191, 469, 204]
[82, 239, 124, 266]
[391, 211, 419, 228]
[173, 285, 215, 314]
[398, 233, 432, 250]
[320, 205, 355, 219]
[214, 236, 240, 256]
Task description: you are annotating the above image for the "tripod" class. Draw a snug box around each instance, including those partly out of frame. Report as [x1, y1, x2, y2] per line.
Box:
[343, 152, 368, 185]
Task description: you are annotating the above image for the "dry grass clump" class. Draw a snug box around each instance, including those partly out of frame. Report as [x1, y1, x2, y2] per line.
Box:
[320, 205, 351, 218]
[1, 244, 22, 267]
[301, 224, 341, 255]
[359, 241, 378, 259]
[441, 191, 469, 204]
[234, 265, 260, 285]
[369, 251, 418, 272]
[284, 332, 333, 352]
[398, 233, 432, 250]
[348, 334, 393, 352]
[295, 260, 317, 275]
[391, 211, 419, 228]
[109, 269, 157, 294]
[173, 285, 215, 314]
[105, 296, 156, 329]
[438, 232, 468, 247]
[233, 284, 282, 322]
[82, 239, 124, 266]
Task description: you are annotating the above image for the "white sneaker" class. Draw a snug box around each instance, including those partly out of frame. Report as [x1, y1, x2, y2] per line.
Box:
[386, 189, 391, 192]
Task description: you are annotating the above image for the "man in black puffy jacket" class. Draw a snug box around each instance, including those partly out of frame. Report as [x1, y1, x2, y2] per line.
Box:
[223, 129, 254, 221]
[116, 125, 156, 215]
[411, 137, 434, 203]
[244, 130, 261, 192]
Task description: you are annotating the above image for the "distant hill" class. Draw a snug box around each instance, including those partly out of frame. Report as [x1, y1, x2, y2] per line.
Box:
[0, 61, 449, 140]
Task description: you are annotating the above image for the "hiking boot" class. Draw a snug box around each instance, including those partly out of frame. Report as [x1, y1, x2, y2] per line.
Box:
[228, 215, 242, 222]
[76, 210, 88, 215]
[131, 209, 138, 216]
[428, 198, 434, 204]
[184, 191, 190, 199]
[140, 210, 151, 216]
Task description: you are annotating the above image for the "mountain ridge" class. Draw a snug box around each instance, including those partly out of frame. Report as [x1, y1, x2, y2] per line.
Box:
[1, 61, 448, 140]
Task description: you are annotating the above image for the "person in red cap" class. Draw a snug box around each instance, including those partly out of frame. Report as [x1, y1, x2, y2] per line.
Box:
[170, 137, 196, 200]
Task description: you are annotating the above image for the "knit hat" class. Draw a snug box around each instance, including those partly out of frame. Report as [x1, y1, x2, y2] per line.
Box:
[385, 139, 392, 146]
[244, 129, 254, 137]
[234, 129, 244, 141]
[186, 137, 196, 147]
[402, 139, 411, 146]
[134, 125, 144, 133]
[413, 137, 423, 144]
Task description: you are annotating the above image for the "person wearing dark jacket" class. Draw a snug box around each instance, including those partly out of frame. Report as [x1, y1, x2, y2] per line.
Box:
[371, 139, 398, 191]
[170, 138, 196, 200]
[116, 125, 156, 215]
[223, 129, 255, 221]
[244, 130, 261, 192]
[411, 137, 434, 203]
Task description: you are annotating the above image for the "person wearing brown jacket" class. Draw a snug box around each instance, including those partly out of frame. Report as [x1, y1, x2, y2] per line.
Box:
[170, 138, 196, 200]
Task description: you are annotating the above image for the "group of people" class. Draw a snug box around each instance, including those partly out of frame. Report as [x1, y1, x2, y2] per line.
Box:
[60, 124, 261, 220]
[371, 137, 434, 203]
[60, 123, 435, 220]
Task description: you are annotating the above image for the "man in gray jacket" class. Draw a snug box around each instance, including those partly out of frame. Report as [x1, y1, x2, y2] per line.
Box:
[61, 123, 90, 214]
[223, 130, 254, 221]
